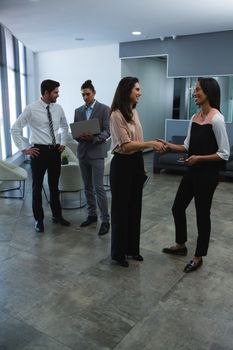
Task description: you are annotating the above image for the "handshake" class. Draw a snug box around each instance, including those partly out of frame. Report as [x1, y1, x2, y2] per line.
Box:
[151, 138, 169, 153]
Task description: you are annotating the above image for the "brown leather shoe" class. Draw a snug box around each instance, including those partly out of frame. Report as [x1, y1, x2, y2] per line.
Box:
[162, 246, 187, 256]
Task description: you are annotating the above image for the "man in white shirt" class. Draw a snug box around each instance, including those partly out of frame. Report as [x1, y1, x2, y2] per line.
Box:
[11, 79, 70, 232]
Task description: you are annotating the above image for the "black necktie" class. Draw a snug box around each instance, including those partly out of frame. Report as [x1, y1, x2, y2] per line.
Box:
[46, 105, 56, 146]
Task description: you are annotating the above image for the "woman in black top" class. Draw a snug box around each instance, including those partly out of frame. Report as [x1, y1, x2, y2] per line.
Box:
[162, 77, 230, 273]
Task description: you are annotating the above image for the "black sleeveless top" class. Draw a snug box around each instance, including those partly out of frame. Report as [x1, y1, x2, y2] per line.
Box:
[188, 122, 225, 172]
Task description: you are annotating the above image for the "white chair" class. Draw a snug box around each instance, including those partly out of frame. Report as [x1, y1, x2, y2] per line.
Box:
[0, 160, 28, 199]
[57, 132, 78, 156]
[59, 162, 85, 209]
[61, 145, 79, 163]
[66, 140, 78, 156]
[43, 146, 80, 205]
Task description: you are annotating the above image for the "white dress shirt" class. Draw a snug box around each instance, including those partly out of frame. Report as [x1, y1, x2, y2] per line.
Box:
[11, 99, 68, 151]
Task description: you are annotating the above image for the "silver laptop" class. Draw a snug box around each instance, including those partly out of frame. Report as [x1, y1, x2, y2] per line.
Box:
[70, 118, 100, 138]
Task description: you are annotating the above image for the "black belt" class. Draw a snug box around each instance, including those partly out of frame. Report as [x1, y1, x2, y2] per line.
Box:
[33, 144, 60, 149]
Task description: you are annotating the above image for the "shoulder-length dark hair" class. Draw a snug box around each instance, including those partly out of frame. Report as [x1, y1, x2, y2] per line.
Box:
[110, 76, 139, 122]
[198, 77, 221, 111]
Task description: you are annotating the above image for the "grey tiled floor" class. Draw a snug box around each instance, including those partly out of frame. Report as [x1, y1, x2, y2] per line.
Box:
[0, 153, 233, 350]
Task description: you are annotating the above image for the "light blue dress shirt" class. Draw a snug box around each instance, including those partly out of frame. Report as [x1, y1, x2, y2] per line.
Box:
[85, 100, 96, 120]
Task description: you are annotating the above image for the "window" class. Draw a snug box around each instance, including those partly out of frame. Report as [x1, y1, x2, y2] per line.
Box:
[19, 41, 27, 137]
[5, 28, 18, 154]
[0, 26, 28, 158]
[0, 70, 6, 160]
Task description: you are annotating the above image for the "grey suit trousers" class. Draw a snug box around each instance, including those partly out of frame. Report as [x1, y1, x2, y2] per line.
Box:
[79, 156, 109, 223]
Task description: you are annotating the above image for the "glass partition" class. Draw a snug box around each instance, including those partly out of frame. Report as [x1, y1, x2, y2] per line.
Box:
[174, 76, 233, 122]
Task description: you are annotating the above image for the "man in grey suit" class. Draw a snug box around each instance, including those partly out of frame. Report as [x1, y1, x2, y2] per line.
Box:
[74, 80, 110, 235]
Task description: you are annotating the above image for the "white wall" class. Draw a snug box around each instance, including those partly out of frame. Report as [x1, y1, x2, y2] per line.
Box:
[35, 44, 121, 124]
[121, 57, 174, 140]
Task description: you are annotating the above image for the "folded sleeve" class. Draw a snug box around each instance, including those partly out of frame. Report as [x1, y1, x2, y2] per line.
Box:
[110, 111, 131, 150]
[212, 114, 230, 160]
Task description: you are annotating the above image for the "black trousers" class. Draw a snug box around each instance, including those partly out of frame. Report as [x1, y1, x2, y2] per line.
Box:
[31, 145, 62, 221]
[172, 170, 219, 257]
[110, 152, 144, 261]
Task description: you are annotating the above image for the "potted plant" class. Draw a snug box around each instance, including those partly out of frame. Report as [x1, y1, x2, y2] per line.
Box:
[61, 154, 69, 165]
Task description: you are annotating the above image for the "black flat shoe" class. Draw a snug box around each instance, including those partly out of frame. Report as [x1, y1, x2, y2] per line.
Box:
[183, 259, 203, 273]
[113, 260, 129, 267]
[127, 255, 144, 261]
[133, 255, 144, 261]
[162, 246, 187, 256]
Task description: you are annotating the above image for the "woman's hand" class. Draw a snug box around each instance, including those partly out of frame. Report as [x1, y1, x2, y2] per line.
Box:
[184, 155, 200, 166]
[155, 138, 170, 152]
[152, 140, 167, 152]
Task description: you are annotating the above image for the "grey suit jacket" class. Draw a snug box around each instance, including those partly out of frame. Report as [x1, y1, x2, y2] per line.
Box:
[74, 101, 110, 159]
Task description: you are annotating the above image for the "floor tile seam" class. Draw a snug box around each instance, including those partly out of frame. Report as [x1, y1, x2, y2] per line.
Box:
[159, 273, 186, 303]
[7, 199, 26, 245]
[212, 199, 233, 206]
[5, 313, 74, 350]
[17, 304, 113, 350]
[2, 244, 86, 282]
[8, 238, 107, 276]
[138, 246, 188, 263]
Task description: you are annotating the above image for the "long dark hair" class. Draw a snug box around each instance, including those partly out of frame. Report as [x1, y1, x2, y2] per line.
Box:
[81, 79, 95, 92]
[110, 76, 139, 122]
[198, 77, 221, 111]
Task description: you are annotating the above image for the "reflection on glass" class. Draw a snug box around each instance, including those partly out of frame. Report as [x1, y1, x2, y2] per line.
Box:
[188, 76, 233, 122]
[173, 76, 233, 123]
[0, 74, 7, 160]
[5, 28, 14, 69]
[20, 74, 28, 138]
[18, 41, 26, 74]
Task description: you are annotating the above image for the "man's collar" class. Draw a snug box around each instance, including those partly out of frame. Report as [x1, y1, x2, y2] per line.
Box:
[85, 99, 96, 109]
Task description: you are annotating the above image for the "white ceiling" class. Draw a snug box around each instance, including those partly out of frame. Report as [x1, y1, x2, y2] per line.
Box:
[1, 0, 233, 53]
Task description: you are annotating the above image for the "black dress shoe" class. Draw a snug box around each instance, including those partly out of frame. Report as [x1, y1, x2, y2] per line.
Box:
[183, 259, 203, 273]
[98, 222, 110, 236]
[127, 254, 144, 261]
[80, 215, 97, 227]
[162, 246, 187, 256]
[114, 260, 129, 267]
[133, 254, 144, 261]
[35, 221, 44, 232]
[52, 217, 71, 226]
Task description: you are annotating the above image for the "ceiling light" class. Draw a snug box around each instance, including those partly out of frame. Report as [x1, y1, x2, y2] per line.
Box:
[132, 31, 142, 36]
